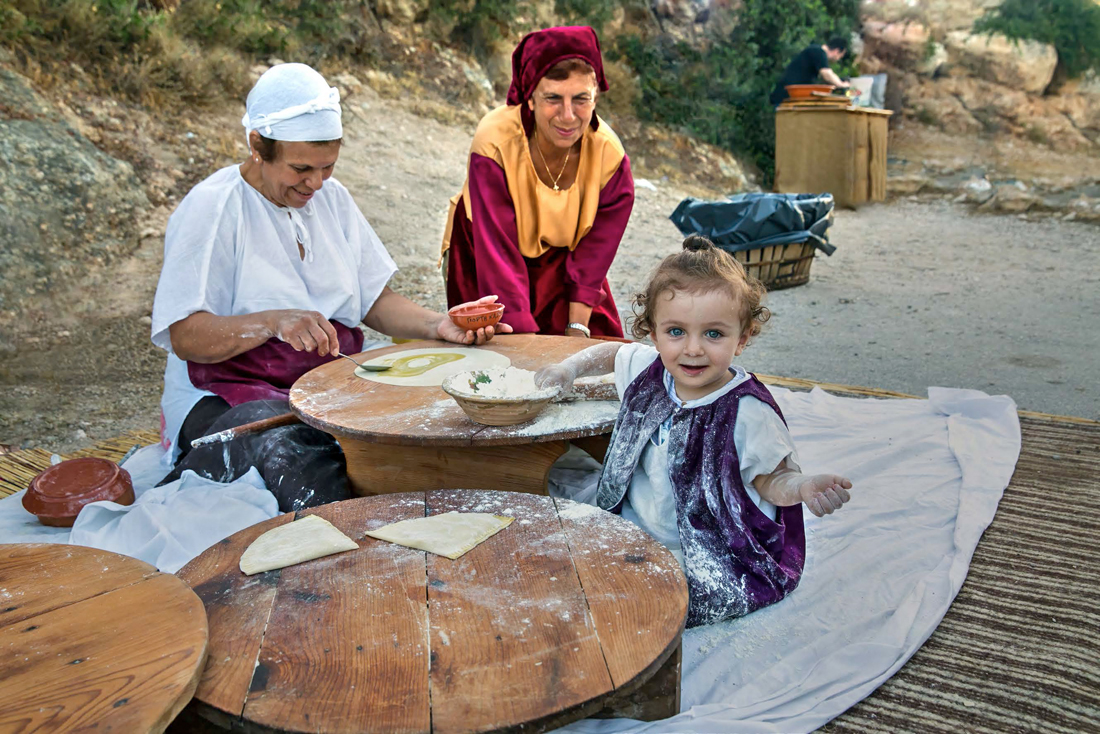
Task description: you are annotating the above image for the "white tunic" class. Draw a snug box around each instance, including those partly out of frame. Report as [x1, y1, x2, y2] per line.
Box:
[613, 343, 800, 565]
[151, 165, 397, 463]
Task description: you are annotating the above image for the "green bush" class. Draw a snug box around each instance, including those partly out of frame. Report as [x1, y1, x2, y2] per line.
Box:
[613, 0, 859, 184]
[973, 0, 1100, 79]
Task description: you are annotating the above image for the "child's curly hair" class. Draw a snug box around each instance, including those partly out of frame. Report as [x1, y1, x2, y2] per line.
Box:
[631, 235, 771, 342]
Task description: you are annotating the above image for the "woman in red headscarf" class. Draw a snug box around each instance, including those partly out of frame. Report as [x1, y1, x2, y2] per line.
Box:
[440, 26, 634, 338]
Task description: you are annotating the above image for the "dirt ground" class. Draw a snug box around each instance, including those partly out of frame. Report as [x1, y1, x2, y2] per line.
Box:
[2, 89, 1098, 455]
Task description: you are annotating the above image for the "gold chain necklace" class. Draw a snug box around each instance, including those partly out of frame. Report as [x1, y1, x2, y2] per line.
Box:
[534, 141, 570, 191]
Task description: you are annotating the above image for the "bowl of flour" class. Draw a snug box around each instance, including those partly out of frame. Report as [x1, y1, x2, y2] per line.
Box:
[442, 368, 561, 426]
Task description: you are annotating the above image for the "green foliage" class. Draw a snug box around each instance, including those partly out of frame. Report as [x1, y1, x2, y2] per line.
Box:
[427, 0, 525, 49]
[613, 0, 859, 184]
[173, 0, 375, 64]
[553, 0, 621, 30]
[973, 0, 1100, 78]
[0, 0, 159, 60]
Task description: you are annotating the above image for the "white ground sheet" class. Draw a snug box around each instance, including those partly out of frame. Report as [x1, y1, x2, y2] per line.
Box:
[0, 386, 1020, 731]
[561, 386, 1021, 733]
[0, 445, 278, 573]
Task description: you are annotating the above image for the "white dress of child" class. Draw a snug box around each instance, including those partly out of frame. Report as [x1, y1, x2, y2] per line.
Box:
[613, 343, 800, 568]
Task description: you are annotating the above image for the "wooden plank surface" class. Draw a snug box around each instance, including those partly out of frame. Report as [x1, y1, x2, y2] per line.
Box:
[242, 496, 431, 734]
[0, 546, 207, 734]
[424, 490, 615, 732]
[554, 499, 688, 689]
[0, 543, 158, 627]
[176, 512, 295, 719]
[290, 335, 615, 447]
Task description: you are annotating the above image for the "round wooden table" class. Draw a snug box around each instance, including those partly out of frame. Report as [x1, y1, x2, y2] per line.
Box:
[0, 543, 208, 733]
[289, 335, 621, 496]
[178, 490, 689, 734]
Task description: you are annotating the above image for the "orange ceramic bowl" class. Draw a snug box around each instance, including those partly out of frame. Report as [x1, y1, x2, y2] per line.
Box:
[785, 83, 835, 99]
[449, 303, 505, 332]
[22, 457, 135, 527]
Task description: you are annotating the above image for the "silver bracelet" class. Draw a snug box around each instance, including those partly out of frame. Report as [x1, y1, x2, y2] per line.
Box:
[566, 322, 591, 338]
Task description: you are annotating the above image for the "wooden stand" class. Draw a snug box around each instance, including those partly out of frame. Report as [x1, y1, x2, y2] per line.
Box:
[775, 106, 892, 208]
[177, 491, 689, 734]
[290, 335, 620, 496]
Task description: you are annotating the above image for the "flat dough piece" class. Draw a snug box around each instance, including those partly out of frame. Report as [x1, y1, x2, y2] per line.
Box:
[240, 515, 359, 575]
[357, 347, 511, 387]
[363, 511, 514, 559]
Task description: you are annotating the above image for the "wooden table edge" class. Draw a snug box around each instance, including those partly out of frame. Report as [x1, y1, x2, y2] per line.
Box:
[291, 401, 617, 448]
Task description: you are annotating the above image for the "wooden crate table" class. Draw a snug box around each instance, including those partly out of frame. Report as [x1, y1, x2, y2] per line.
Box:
[289, 335, 620, 496]
[0, 544, 209, 733]
[775, 106, 893, 208]
[177, 490, 688, 734]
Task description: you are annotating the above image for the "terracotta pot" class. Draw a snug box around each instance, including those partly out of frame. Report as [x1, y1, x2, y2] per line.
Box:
[22, 457, 135, 527]
[785, 84, 835, 98]
[448, 303, 505, 332]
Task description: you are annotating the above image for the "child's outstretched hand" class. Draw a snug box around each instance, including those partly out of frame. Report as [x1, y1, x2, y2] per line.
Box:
[799, 475, 853, 517]
[534, 363, 577, 396]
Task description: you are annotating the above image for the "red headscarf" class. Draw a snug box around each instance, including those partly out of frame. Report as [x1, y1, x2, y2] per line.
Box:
[506, 26, 610, 135]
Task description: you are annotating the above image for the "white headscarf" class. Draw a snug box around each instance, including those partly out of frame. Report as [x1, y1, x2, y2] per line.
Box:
[241, 63, 342, 145]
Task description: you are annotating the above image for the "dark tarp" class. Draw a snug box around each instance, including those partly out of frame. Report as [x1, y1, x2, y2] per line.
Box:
[669, 193, 836, 256]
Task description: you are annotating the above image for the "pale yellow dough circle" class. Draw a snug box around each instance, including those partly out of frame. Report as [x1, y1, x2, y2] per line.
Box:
[356, 347, 511, 387]
[239, 515, 359, 575]
[364, 511, 515, 559]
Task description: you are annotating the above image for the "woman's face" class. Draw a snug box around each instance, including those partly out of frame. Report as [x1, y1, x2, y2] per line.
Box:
[254, 139, 341, 208]
[527, 71, 598, 150]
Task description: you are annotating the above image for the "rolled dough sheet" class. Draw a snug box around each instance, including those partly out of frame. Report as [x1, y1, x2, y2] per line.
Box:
[356, 347, 511, 387]
[363, 511, 514, 559]
[239, 515, 359, 575]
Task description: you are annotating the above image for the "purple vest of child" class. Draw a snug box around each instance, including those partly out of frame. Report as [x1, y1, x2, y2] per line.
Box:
[596, 357, 806, 627]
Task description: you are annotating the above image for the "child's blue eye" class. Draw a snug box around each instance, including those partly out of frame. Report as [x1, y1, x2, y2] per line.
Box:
[668, 327, 685, 337]
[705, 329, 723, 339]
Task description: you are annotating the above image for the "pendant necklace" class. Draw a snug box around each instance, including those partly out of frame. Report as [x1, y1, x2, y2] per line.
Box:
[535, 141, 570, 191]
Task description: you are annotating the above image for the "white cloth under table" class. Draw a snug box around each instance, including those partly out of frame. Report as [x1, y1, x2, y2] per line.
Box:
[560, 386, 1020, 733]
[151, 165, 397, 464]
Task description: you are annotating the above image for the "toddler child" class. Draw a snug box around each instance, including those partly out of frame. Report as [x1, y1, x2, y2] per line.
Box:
[536, 235, 852, 626]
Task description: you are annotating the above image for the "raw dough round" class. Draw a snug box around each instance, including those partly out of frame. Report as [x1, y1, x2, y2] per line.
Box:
[356, 347, 511, 387]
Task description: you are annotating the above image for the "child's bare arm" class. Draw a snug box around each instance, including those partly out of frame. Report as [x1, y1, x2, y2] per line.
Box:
[534, 342, 622, 393]
[753, 462, 852, 517]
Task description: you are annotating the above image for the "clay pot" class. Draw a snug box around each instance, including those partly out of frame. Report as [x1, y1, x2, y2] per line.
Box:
[448, 303, 505, 332]
[22, 457, 135, 527]
[785, 84, 835, 98]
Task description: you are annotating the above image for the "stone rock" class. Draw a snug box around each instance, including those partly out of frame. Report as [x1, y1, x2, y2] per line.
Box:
[944, 31, 1058, 94]
[862, 21, 933, 71]
[917, 42, 948, 76]
[0, 66, 149, 313]
[962, 176, 994, 204]
[888, 172, 931, 195]
[374, 0, 428, 23]
[987, 182, 1038, 213]
[866, 0, 1001, 32]
[332, 72, 364, 99]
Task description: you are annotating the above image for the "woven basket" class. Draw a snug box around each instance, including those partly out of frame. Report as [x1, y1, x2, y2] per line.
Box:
[727, 240, 816, 290]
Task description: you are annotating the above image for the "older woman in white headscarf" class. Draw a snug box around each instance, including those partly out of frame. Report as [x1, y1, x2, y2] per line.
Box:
[151, 63, 509, 511]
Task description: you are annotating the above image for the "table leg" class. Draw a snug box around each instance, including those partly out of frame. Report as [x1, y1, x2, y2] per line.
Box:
[593, 640, 682, 722]
[339, 439, 570, 495]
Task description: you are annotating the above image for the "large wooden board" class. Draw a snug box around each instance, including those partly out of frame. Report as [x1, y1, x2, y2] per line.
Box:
[289, 335, 618, 447]
[0, 544, 208, 734]
[425, 490, 615, 731]
[182, 491, 688, 733]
